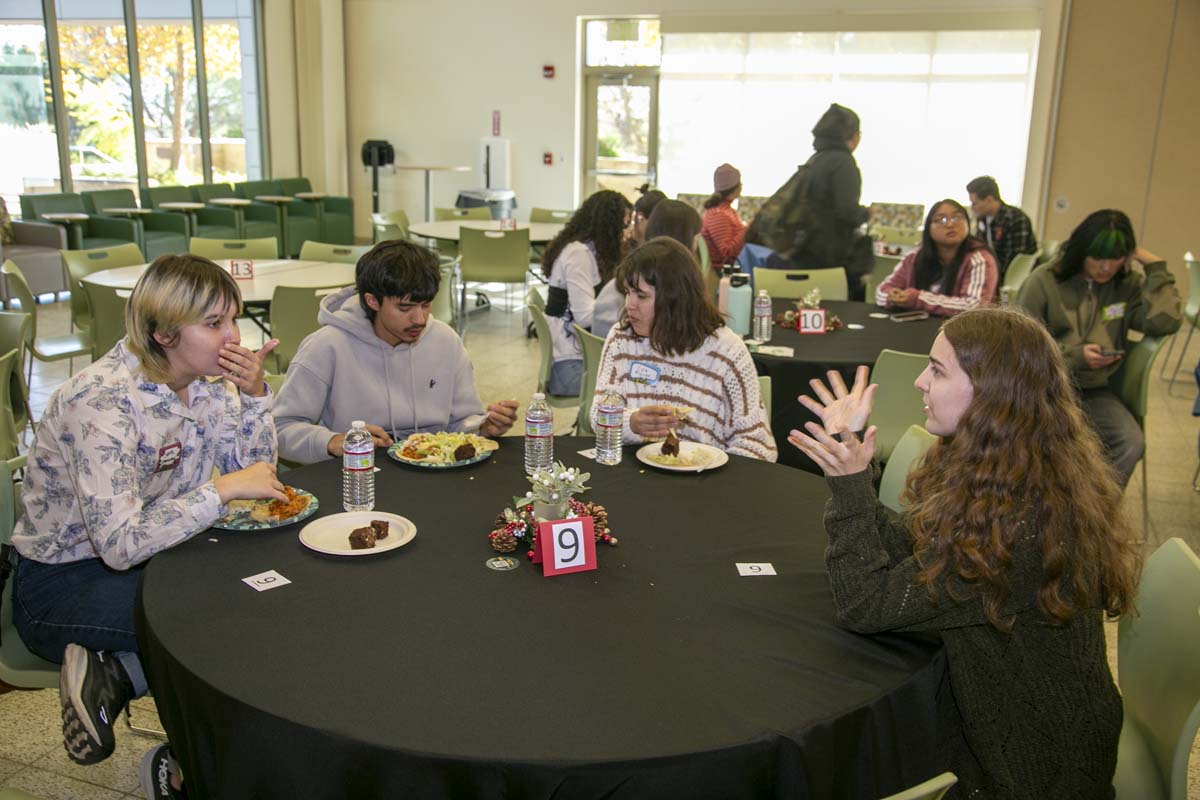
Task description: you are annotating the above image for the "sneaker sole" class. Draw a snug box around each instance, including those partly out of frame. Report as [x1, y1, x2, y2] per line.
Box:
[60, 644, 108, 765]
[140, 745, 170, 799]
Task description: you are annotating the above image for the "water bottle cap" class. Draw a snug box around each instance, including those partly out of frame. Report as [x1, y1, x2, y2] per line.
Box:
[352, 420, 365, 428]
[532, 392, 545, 401]
[758, 289, 769, 296]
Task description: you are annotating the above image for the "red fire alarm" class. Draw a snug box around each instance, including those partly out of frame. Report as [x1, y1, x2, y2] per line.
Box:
[543, 64, 555, 79]
[543, 152, 553, 166]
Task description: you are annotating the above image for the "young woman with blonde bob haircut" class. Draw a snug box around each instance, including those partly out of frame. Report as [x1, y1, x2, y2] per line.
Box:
[8, 254, 282, 788]
[790, 307, 1140, 798]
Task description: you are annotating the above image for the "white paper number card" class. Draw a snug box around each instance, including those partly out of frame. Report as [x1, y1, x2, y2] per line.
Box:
[736, 562, 777, 576]
[242, 569, 291, 591]
[229, 259, 254, 280]
[798, 308, 826, 334]
[537, 516, 597, 577]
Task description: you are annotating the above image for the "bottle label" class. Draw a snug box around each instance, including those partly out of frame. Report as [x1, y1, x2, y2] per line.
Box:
[596, 407, 623, 428]
[525, 421, 552, 438]
[344, 449, 373, 470]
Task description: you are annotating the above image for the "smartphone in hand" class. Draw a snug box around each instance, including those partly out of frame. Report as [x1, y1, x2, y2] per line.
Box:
[1099, 348, 1125, 357]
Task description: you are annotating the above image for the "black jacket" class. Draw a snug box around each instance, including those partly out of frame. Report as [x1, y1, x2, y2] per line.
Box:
[793, 136, 870, 274]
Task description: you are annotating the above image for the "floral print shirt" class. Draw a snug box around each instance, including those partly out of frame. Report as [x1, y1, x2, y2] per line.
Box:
[11, 341, 276, 570]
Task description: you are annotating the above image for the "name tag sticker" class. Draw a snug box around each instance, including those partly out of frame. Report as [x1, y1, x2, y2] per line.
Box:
[628, 361, 661, 385]
[154, 442, 182, 473]
[1102, 302, 1126, 321]
[737, 562, 776, 576]
[538, 516, 597, 576]
[798, 308, 826, 334]
[242, 569, 291, 592]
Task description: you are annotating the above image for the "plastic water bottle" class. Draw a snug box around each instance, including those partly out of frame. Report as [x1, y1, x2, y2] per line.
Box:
[342, 420, 375, 511]
[594, 390, 625, 465]
[524, 393, 554, 474]
[753, 289, 773, 342]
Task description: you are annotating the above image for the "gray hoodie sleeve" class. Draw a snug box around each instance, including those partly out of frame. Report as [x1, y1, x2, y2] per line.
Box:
[446, 341, 487, 433]
[274, 358, 338, 464]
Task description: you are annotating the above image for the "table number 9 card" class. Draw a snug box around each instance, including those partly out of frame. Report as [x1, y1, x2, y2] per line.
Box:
[798, 308, 826, 334]
[537, 516, 597, 576]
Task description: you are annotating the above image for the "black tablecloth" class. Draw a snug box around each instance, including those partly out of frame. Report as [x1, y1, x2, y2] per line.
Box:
[137, 439, 943, 799]
[752, 301, 943, 471]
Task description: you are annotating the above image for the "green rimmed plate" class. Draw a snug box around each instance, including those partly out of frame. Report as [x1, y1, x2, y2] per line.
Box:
[214, 489, 319, 531]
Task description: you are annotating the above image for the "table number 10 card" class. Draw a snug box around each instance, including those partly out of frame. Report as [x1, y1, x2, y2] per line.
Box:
[798, 308, 826, 334]
[537, 516, 597, 576]
[229, 259, 254, 280]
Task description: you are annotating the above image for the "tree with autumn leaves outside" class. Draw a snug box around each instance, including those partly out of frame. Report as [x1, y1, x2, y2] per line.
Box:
[57, 20, 246, 186]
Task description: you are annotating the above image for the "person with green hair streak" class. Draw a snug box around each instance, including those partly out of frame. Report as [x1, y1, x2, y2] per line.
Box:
[1017, 209, 1182, 487]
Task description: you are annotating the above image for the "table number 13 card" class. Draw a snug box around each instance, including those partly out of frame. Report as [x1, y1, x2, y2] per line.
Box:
[229, 259, 254, 280]
[537, 516, 596, 576]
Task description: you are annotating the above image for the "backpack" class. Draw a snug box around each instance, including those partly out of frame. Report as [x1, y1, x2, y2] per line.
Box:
[745, 159, 826, 261]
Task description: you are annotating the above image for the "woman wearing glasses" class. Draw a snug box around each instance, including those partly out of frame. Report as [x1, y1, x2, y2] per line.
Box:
[875, 199, 998, 317]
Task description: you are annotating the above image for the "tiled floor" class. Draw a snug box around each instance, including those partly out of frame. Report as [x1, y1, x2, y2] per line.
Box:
[2, 292, 1198, 797]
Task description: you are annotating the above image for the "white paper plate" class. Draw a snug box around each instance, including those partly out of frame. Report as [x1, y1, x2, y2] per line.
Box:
[298, 511, 417, 556]
[635, 441, 729, 473]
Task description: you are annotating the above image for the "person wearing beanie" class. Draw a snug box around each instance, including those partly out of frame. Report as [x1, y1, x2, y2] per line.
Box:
[700, 162, 747, 268]
[769, 103, 873, 299]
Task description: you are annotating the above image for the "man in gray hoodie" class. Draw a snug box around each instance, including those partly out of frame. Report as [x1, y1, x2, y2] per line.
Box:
[274, 240, 518, 463]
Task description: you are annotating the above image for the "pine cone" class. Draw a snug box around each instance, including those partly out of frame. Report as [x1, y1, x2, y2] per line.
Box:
[494, 511, 509, 529]
[490, 529, 518, 553]
[582, 501, 610, 538]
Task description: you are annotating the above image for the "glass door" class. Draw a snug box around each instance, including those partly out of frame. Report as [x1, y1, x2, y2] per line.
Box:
[583, 73, 658, 201]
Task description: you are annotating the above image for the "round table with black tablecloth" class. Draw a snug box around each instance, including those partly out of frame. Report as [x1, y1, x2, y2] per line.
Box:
[136, 438, 944, 800]
[752, 300, 943, 471]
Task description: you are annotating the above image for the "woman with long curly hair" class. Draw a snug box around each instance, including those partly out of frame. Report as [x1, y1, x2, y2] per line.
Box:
[789, 307, 1140, 798]
[541, 189, 632, 395]
[875, 198, 998, 316]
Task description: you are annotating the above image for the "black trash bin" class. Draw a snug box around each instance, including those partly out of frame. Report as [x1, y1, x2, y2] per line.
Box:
[456, 189, 517, 220]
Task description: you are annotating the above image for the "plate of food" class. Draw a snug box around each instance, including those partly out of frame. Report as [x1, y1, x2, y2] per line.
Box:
[387, 431, 499, 468]
[635, 430, 729, 473]
[216, 486, 319, 530]
[298, 511, 416, 556]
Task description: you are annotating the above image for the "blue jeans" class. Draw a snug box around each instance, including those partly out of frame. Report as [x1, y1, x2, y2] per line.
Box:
[549, 358, 583, 397]
[10, 551, 149, 696]
[1079, 388, 1144, 489]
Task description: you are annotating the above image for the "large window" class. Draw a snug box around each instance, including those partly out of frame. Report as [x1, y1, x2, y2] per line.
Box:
[2, 0, 262, 214]
[0, 1, 57, 209]
[657, 30, 1039, 209]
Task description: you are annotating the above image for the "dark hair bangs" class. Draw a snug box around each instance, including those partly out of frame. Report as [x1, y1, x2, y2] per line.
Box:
[1086, 229, 1131, 261]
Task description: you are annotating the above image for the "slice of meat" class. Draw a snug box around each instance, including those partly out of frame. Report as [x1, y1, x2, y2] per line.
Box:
[662, 428, 680, 457]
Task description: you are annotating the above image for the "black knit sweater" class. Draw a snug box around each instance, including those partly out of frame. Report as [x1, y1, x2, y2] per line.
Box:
[823, 471, 1121, 799]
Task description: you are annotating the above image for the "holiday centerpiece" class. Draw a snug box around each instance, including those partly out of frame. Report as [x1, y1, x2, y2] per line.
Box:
[488, 460, 617, 559]
[774, 287, 844, 332]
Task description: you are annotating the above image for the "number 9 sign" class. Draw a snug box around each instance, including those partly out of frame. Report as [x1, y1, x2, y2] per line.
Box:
[537, 516, 597, 576]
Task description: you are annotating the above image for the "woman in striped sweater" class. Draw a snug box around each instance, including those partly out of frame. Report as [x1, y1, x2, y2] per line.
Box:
[876, 199, 998, 317]
[592, 237, 777, 462]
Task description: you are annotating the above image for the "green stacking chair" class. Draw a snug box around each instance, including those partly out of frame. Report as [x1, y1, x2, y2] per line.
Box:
[529, 208, 573, 224]
[1036, 240, 1061, 264]
[269, 284, 346, 373]
[81, 189, 186, 259]
[1001, 251, 1039, 294]
[753, 267, 848, 301]
[879, 772, 957, 800]
[236, 179, 320, 258]
[61, 242, 144, 335]
[298, 241, 371, 264]
[1113, 538, 1200, 800]
[759, 374, 772, 424]
[526, 289, 579, 411]
[0, 452, 61, 690]
[279, 177, 354, 245]
[0, 349, 20, 460]
[866, 253, 903, 300]
[1, 260, 91, 383]
[572, 323, 605, 436]
[80, 280, 128, 360]
[372, 209, 411, 243]
[868, 349, 929, 462]
[189, 237, 279, 261]
[878, 424, 937, 514]
[1159, 257, 1199, 387]
[458, 227, 530, 332]
[1113, 334, 1168, 535]
[190, 183, 282, 252]
[432, 265, 457, 328]
[0, 312, 32, 444]
[141, 185, 238, 240]
[433, 206, 491, 261]
[19, 192, 138, 252]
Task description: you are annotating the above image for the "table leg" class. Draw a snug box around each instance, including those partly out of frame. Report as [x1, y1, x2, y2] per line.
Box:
[424, 170, 433, 222]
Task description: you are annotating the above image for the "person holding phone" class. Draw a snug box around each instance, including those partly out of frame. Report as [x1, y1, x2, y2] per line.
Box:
[875, 199, 998, 317]
[789, 308, 1141, 798]
[1017, 209, 1181, 487]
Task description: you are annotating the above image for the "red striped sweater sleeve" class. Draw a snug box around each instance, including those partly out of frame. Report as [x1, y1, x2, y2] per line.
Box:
[701, 204, 746, 267]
